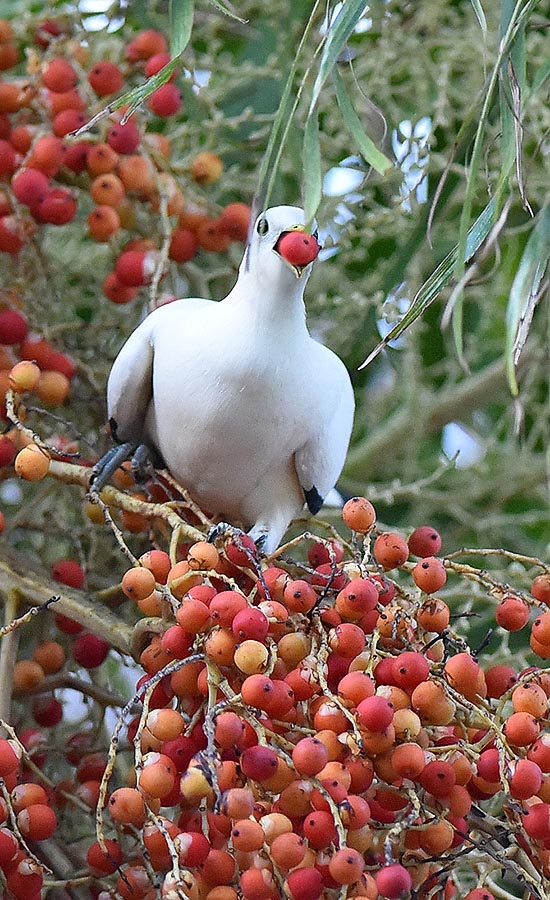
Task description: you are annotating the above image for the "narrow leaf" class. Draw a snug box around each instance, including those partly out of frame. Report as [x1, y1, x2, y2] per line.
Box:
[470, 0, 487, 34]
[309, 0, 368, 114]
[358, 197, 498, 369]
[72, 57, 184, 134]
[207, 0, 248, 23]
[530, 59, 550, 95]
[332, 68, 391, 176]
[254, 0, 323, 213]
[303, 111, 322, 224]
[505, 206, 550, 394]
[170, 0, 194, 57]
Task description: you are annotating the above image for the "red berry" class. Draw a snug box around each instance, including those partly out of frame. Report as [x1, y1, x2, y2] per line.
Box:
[88, 61, 124, 95]
[103, 272, 138, 304]
[407, 525, 442, 557]
[115, 249, 158, 286]
[32, 696, 63, 727]
[276, 230, 320, 267]
[87, 838, 123, 874]
[169, 227, 198, 262]
[144, 52, 171, 77]
[107, 121, 140, 154]
[72, 633, 110, 668]
[0, 309, 27, 344]
[0, 435, 16, 467]
[42, 58, 77, 92]
[17, 804, 57, 840]
[0, 138, 17, 176]
[0, 739, 21, 776]
[375, 864, 413, 899]
[51, 559, 85, 588]
[0, 215, 25, 253]
[286, 866, 324, 900]
[34, 187, 77, 225]
[125, 30, 168, 62]
[52, 109, 87, 137]
[356, 695, 394, 732]
[147, 83, 182, 116]
[11, 168, 49, 206]
[495, 594, 530, 631]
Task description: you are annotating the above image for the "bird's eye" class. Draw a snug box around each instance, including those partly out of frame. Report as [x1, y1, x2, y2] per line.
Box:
[256, 217, 269, 236]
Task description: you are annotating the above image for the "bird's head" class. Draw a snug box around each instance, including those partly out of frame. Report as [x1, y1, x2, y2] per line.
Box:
[244, 206, 321, 282]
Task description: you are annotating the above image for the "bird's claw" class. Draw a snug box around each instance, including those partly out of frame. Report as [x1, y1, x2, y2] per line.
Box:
[207, 521, 241, 545]
[207, 522, 265, 559]
[89, 441, 137, 494]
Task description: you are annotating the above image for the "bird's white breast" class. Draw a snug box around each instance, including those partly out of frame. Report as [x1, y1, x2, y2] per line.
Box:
[143, 298, 324, 514]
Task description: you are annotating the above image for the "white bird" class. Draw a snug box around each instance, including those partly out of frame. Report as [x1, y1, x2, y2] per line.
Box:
[93, 205, 355, 553]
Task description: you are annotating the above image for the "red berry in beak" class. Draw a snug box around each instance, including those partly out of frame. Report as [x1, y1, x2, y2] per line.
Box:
[276, 230, 320, 267]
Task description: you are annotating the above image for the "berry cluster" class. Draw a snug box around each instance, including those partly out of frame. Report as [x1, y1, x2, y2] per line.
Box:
[91, 497, 548, 900]
[0, 307, 78, 500]
[0, 17, 251, 305]
[6, 470, 550, 899]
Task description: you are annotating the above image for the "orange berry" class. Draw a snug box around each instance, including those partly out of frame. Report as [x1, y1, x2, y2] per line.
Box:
[512, 682, 548, 717]
[87, 143, 120, 175]
[187, 541, 220, 571]
[412, 556, 447, 592]
[219, 203, 251, 241]
[373, 531, 409, 569]
[416, 597, 450, 632]
[36, 370, 70, 405]
[504, 711, 540, 747]
[444, 652, 487, 702]
[108, 787, 146, 826]
[8, 360, 40, 393]
[342, 496, 376, 533]
[189, 151, 223, 185]
[411, 679, 456, 726]
[138, 752, 176, 798]
[121, 566, 156, 601]
[88, 205, 121, 241]
[14, 444, 50, 481]
[145, 708, 185, 741]
[90, 173, 125, 207]
[13, 660, 45, 692]
[117, 154, 156, 196]
[32, 641, 65, 674]
[196, 217, 232, 252]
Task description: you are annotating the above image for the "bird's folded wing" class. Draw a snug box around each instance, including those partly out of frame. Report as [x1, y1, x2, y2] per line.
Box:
[294, 371, 355, 514]
[107, 316, 155, 444]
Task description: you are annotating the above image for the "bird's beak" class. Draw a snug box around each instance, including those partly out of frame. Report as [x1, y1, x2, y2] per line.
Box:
[273, 224, 321, 278]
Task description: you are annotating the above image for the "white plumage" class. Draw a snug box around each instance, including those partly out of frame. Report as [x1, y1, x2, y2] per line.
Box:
[103, 205, 354, 553]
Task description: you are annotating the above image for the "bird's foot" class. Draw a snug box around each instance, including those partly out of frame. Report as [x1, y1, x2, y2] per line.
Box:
[89, 441, 137, 494]
[207, 522, 265, 560]
[130, 444, 158, 485]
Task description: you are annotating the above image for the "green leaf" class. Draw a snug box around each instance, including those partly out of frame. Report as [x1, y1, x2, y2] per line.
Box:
[470, 0, 487, 35]
[451, 0, 537, 360]
[303, 111, 322, 224]
[72, 57, 184, 133]
[332, 67, 391, 176]
[530, 59, 550, 95]
[358, 197, 498, 370]
[254, 1, 323, 211]
[170, 0, 194, 58]
[309, 0, 369, 114]
[207, 0, 248, 23]
[505, 206, 550, 395]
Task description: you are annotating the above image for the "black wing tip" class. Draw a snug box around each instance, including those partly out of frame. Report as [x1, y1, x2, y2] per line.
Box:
[304, 485, 324, 515]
